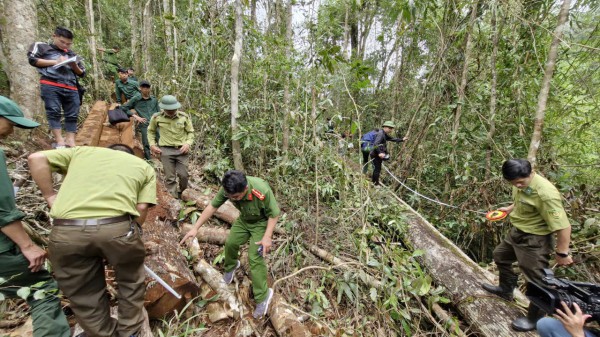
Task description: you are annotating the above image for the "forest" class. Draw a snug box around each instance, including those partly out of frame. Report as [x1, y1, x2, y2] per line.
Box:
[0, 0, 598, 336]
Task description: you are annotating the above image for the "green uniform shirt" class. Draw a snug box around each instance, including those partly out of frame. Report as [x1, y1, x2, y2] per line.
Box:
[115, 79, 140, 103]
[43, 147, 157, 219]
[147, 111, 195, 147]
[121, 94, 160, 120]
[0, 149, 25, 253]
[510, 173, 570, 235]
[211, 176, 280, 224]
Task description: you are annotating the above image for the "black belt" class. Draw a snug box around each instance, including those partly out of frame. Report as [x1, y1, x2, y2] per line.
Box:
[160, 145, 182, 149]
[53, 215, 131, 226]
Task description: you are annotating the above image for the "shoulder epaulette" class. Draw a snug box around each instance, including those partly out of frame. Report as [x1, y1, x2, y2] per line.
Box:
[251, 189, 265, 201]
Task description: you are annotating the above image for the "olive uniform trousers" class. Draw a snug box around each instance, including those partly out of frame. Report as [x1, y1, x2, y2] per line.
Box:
[0, 246, 71, 337]
[223, 220, 269, 303]
[158, 146, 189, 197]
[493, 227, 553, 288]
[48, 220, 146, 337]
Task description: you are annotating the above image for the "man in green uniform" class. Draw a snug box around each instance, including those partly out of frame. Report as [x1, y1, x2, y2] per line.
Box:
[0, 96, 71, 337]
[148, 95, 194, 198]
[121, 80, 160, 160]
[115, 68, 140, 104]
[127, 68, 137, 82]
[28, 145, 157, 337]
[482, 159, 573, 331]
[97, 46, 122, 80]
[181, 170, 280, 319]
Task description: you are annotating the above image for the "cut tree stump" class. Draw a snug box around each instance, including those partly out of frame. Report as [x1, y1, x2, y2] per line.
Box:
[142, 181, 199, 319]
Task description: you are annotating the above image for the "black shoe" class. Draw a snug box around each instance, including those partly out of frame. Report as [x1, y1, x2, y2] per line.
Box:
[511, 304, 544, 332]
[481, 283, 514, 301]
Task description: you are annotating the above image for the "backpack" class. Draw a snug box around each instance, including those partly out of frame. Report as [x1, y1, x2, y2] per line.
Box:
[360, 130, 378, 151]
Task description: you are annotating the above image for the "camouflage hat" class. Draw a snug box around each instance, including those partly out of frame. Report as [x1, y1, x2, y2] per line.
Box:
[382, 121, 395, 128]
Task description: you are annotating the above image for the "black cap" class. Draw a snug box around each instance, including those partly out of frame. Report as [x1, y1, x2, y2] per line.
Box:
[117, 68, 128, 73]
[139, 80, 151, 87]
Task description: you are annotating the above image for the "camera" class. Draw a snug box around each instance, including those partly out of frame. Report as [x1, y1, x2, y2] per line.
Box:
[526, 269, 600, 322]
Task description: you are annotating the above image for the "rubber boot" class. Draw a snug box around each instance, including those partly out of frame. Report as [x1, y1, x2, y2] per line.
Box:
[481, 272, 517, 301]
[511, 303, 544, 332]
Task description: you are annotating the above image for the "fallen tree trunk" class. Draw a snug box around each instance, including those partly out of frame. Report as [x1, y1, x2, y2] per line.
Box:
[194, 259, 243, 320]
[75, 101, 108, 146]
[389, 194, 536, 337]
[182, 189, 240, 224]
[142, 181, 199, 319]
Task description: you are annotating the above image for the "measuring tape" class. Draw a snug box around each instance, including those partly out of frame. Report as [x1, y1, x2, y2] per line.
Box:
[382, 164, 508, 222]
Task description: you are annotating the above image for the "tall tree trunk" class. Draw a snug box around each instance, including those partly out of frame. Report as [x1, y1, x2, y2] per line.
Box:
[130, 0, 141, 74]
[451, 0, 479, 148]
[163, 0, 174, 61]
[527, 0, 571, 167]
[250, 0, 257, 23]
[86, 0, 100, 93]
[142, 0, 153, 74]
[0, 0, 41, 119]
[486, 5, 502, 180]
[282, 0, 292, 154]
[172, 0, 178, 74]
[231, 0, 244, 170]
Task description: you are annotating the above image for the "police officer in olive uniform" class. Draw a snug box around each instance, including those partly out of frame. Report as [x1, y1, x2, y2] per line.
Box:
[181, 170, 280, 319]
[0, 96, 71, 337]
[148, 95, 194, 198]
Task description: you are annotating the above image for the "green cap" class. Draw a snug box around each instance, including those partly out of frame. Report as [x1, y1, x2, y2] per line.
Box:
[159, 95, 182, 110]
[0, 96, 40, 129]
[382, 120, 395, 128]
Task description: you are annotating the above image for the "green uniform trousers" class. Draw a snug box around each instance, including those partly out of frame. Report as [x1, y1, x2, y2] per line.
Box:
[48, 220, 146, 337]
[223, 220, 268, 303]
[493, 227, 552, 287]
[159, 146, 189, 197]
[136, 125, 151, 160]
[0, 246, 71, 337]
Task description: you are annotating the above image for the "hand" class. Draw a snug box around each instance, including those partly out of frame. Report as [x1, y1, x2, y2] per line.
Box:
[378, 153, 386, 159]
[151, 145, 162, 155]
[255, 236, 273, 256]
[45, 193, 57, 209]
[179, 144, 190, 154]
[134, 115, 147, 124]
[403, 136, 408, 141]
[498, 205, 514, 214]
[20, 243, 47, 273]
[556, 254, 573, 266]
[179, 228, 198, 245]
[554, 302, 590, 337]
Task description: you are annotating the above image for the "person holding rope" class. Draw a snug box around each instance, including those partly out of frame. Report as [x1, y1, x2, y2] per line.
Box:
[360, 121, 408, 186]
[482, 159, 573, 332]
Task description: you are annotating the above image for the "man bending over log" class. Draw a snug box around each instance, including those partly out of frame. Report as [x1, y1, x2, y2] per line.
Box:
[482, 159, 573, 332]
[181, 170, 280, 319]
[28, 144, 157, 337]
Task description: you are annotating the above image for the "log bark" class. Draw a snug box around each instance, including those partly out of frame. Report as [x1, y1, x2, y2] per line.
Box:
[75, 101, 108, 146]
[390, 195, 536, 337]
[194, 259, 243, 319]
[182, 189, 239, 224]
[143, 180, 199, 319]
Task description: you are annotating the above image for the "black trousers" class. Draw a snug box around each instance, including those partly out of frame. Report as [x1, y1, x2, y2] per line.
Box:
[371, 153, 382, 185]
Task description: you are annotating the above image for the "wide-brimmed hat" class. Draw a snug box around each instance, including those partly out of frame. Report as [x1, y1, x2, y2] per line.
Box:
[382, 120, 395, 128]
[159, 95, 181, 110]
[0, 96, 40, 129]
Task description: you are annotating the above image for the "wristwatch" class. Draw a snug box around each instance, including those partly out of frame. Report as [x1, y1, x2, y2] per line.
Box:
[555, 251, 569, 258]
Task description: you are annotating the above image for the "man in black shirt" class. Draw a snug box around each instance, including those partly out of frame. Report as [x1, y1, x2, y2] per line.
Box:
[369, 121, 408, 186]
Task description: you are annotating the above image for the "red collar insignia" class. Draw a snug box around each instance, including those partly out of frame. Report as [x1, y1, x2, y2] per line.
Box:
[251, 189, 265, 201]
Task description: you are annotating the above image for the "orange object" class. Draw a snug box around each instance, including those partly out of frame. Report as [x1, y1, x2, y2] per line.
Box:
[486, 210, 508, 221]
